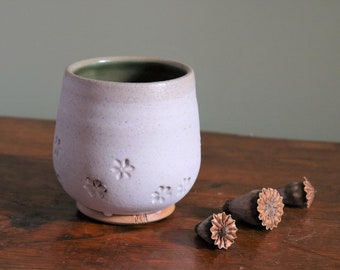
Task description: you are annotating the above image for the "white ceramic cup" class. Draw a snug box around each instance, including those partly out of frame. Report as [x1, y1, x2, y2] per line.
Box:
[53, 56, 201, 224]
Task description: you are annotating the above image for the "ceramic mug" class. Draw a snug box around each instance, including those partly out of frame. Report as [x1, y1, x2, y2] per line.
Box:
[53, 56, 201, 224]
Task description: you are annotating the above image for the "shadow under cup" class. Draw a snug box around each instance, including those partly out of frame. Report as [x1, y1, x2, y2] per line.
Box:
[53, 57, 201, 225]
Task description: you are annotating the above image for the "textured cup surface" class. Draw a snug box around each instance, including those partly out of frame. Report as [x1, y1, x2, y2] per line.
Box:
[53, 56, 201, 219]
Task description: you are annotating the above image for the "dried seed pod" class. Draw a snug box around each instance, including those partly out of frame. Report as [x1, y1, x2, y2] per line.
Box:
[222, 190, 260, 226]
[195, 212, 237, 250]
[222, 188, 284, 230]
[277, 177, 315, 208]
[257, 188, 285, 230]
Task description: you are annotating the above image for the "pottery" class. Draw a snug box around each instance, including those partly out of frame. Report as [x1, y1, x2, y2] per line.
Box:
[53, 56, 201, 224]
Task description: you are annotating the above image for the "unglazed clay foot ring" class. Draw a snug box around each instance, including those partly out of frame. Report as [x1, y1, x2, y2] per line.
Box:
[76, 202, 176, 225]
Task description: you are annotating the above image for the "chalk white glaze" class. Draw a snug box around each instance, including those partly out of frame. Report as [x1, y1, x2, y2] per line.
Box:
[53, 56, 201, 223]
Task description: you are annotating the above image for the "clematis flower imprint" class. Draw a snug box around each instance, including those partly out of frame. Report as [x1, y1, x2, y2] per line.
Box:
[83, 177, 107, 199]
[110, 159, 135, 180]
[176, 177, 191, 196]
[53, 135, 62, 157]
[151, 186, 172, 204]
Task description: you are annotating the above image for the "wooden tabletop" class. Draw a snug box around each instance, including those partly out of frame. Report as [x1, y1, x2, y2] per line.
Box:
[0, 117, 339, 269]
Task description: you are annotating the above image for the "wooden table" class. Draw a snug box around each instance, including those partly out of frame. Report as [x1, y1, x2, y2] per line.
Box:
[1, 117, 339, 269]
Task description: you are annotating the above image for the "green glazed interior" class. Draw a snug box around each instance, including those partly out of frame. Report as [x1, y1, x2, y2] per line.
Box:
[74, 61, 187, 83]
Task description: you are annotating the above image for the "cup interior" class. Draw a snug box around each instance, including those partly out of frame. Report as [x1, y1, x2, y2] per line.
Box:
[73, 60, 188, 83]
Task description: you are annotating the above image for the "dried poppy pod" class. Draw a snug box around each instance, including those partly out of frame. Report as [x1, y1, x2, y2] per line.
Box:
[277, 177, 315, 208]
[222, 188, 284, 230]
[195, 212, 237, 250]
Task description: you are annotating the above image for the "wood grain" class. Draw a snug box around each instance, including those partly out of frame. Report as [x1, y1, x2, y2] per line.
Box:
[1, 117, 339, 269]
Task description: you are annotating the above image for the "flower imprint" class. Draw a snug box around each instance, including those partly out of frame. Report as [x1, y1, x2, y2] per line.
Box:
[151, 186, 172, 204]
[83, 177, 107, 199]
[53, 136, 62, 157]
[110, 159, 135, 180]
[177, 177, 192, 196]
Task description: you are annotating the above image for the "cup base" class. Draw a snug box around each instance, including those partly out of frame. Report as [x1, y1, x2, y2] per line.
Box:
[76, 202, 176, 225]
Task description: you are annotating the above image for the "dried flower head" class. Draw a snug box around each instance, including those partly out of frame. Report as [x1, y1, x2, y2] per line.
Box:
[210, 212, 237, 250]
[303, 177, 315, 208]
[257, 188, 284, 230]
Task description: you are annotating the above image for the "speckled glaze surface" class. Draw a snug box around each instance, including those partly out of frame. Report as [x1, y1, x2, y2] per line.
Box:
[53, 56, 201, 223]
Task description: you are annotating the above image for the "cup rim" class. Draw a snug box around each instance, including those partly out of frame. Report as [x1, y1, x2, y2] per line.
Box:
[66, 56, 194, 85]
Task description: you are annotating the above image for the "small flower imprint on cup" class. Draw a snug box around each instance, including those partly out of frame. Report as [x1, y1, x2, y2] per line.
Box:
[177, 177, 192, 196]
[110, 159, 135, 180]
[53, 136, 62, 157]
[151, 186, 172, 204]
[83, 177, 108, 199]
